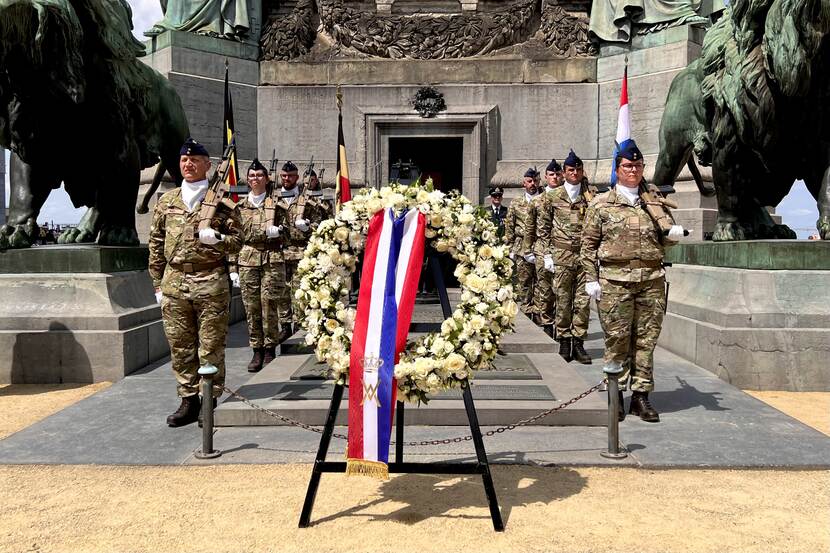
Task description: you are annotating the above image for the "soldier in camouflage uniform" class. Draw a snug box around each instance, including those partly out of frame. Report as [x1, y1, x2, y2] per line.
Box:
[581, 140, 687, 422]
[523, 159, 563, 333]
[305, 170, 334, 221]
[504, 168, 540, 317]
[537, 150, 594, 363]
[232, 159, 283, 373]
[274, 161, 325, 343]
[149, 138, 243, 427]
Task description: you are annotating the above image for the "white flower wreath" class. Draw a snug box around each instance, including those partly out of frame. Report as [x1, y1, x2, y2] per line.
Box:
[294, 182, 518, 403]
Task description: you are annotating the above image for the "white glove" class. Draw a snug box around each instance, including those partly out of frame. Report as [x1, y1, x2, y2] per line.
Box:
[294, 218, 310, 232]
[266, 225, 282, 239]
[585, 281, 602, 301]
[668, 225, 687, 239]
[509, 252, 515, 260]
[198, 228, 221, 245]
[544, 255, 554, 272]
[154, 289, 163, 304]
[229, 272, 240, 288]
[523, 253, 536, 264]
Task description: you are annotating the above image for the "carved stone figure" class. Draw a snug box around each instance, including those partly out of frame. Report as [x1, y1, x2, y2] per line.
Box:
[0, 0, 189, 249]
[588, 0, 706, 43]
[144, 0, 251, 40]
[539, 4, 596, 57]
[654, 1, 830, 240]
[311, 0, 537, 59]
[260, 0, 316, 61]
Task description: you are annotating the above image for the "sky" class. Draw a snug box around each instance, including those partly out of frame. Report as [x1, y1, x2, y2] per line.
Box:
[2, 0, 823, 238]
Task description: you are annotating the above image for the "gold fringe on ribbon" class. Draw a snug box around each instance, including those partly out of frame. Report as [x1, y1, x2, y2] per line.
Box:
[346, 458, 389, 480]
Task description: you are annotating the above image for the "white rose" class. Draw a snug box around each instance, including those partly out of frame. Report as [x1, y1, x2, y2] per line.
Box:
[444, 353, 466, 373]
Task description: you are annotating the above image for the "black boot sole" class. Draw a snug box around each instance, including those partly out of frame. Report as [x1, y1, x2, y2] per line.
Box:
[167, 415, 198, 428]
[628, 406, 660, 423]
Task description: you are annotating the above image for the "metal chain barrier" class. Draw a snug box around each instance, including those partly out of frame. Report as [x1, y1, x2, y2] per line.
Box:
[221, 380, 605, 447]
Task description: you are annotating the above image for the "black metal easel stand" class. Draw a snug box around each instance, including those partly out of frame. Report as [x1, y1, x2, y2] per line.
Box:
[298, 253, 504, 531]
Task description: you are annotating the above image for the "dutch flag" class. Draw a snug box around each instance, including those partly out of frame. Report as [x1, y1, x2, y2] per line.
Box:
[610, 65, 630, 187]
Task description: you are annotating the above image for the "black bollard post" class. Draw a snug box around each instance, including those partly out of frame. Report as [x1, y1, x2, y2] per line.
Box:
[195, 364, 222, 459]
[600, 363, 628, 460]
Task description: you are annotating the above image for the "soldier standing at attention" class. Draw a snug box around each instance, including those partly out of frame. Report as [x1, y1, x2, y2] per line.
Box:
[305, 170, 334, 220]
[149, 138, 243, 427]
[488, 187, 508, 237]
[524, 159, 563, 333]
[581, 140, 686, 422]
[541, 150, 594, 363]
[234, 159, 284, 372]
[504, 168, 540, 318]
[275, 161, 324, 344]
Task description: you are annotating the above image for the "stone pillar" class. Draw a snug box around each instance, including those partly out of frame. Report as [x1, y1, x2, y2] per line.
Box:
[461, 0, 477, 11]
[376, 0, 393, 13]
[0, 149, 5, 226]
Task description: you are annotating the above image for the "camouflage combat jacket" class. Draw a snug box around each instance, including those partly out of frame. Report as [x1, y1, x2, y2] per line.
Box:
[504, 192, 538, 256]
[306, 191, 334, 221]
[537, 183, 593, 268]
[275, 190, 324, 261]
[232, 195, 281, 268]
[581, 187, 675, 283]
[148, 189, 243, 298]
[522, 186, 559, 258]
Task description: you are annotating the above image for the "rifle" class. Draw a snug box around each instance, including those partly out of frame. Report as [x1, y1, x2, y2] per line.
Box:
[296, 156, 315, 222]
[265, 154, 280, 226]
[197, 137, 237, 234]
[638, 181, 689, 237]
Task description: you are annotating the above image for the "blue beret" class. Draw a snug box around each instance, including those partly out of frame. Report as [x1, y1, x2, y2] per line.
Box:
[617, 139, 643, 162]
[281, 161, 298, 173]
[180, 137, 209, 157]
[564, 149, 583, 168]
[247, 158, 268, 174]
[545, 159, 561, 173]
[523, 167, 539, 179]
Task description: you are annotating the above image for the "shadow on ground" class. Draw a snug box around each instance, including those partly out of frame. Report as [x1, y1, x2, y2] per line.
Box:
[309, 462, 587, 527]
[650, 376, 729, 414]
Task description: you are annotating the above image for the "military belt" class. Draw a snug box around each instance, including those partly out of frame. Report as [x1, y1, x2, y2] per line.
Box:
[601, 259, 663, 269]
[169, 260, 226, 274]
[553, 239, 581, 253]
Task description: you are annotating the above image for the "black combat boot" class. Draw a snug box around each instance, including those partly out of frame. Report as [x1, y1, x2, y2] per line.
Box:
[629, 391, 660, 422]
[197, 397, 218, 427]
[544, 324, 555, 338]
[277, 322, 294, 345]
[558, 337, 573, 362]
[247, 348, 264, 372]
[166, 395, 200, 427]
[263, 346, 277, 365]
[571, 338, 592, 365]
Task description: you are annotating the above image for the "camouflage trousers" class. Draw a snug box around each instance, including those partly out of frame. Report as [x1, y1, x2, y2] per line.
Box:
[161, 292, 229, 398]
[514, 257, 537, 315]
[596, 277, 666, 392]
[274, 258, 300, 325]
[239, 265, 281, 348]
[554, 265, 589, 339]
[533, 257, 555, 325]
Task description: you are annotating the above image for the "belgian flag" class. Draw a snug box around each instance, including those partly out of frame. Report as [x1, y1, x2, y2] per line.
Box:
[223, 61, 239, 199]
[335, 88, 351, 212]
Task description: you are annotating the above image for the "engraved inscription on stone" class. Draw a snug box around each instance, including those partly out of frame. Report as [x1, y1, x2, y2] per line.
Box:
[290, 354, 542, 381]
[273, 383, 555, 401]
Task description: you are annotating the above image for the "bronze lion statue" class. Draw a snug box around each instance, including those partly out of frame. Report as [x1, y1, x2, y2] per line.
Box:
[654, 1, 830, 240]
[0, 0, 188, 249]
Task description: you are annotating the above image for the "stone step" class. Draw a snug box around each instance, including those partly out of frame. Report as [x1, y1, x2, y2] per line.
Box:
[215, 311, 606, 427]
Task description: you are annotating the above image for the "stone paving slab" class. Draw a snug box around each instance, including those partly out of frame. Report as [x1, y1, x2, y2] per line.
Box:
[0, 315, 829, 468]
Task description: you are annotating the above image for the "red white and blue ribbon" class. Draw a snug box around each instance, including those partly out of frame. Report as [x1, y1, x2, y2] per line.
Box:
[347, 207, 425, 478]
